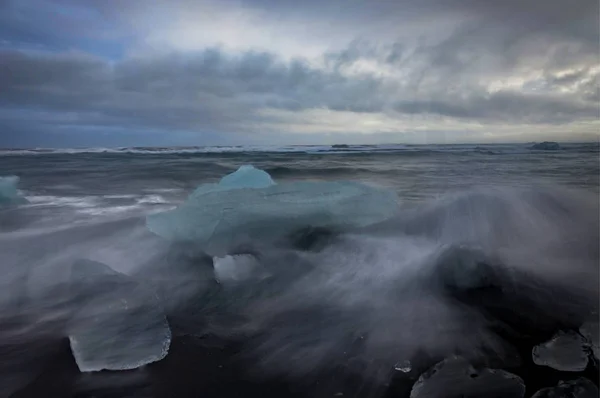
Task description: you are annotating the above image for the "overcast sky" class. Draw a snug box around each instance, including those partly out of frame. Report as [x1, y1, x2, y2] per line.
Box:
[0, 0, 598, 147]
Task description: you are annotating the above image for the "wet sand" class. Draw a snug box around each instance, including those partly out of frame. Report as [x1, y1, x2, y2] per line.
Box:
[7, 329, 599, 398]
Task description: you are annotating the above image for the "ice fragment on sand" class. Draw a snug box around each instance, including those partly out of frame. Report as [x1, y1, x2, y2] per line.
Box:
[532, 330, 589, 372]
[394, 360, 412, 373]
[580, 320, 599, 360]
[410, 356, 525, 398]
[531, 378, 598, 398]
[217, 164, 275, 189]
[0, 176, 27, 206]
[213, 254, 268, 284]
[147, 165, 398, 255]
[68, 260, 171, 372]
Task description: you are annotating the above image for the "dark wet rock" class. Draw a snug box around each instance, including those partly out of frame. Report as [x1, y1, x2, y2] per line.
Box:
[288, 226, 337, 251]
[447, 262, 593, 344]
[532, 331, 589, 372]
[409, 356, 525, 398]
[433, 245, 498, 292]
[580, 320, 599, 361]
[530, 377, 598, 398]
[531, 142, 561, 151]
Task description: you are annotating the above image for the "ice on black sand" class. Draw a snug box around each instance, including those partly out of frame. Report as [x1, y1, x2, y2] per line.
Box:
[394, 360, 412, 373]
[68, 260, 171, 372]
[409, 356, 525, 398]
[530, 378, 598, 398]
[213, 254, 268, 284]
[146, 165, 399, 255]
[532, 330, 589, 372]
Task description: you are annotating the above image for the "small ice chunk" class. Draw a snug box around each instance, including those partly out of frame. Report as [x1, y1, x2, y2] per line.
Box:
[147, 165, 398, 255]
[68, 260, 171, 372]
[0, 176, 27, 206]
[531, 378, 598, 398]
[410, 356, 525, 398]
[213, 254, 268, 284]
[394, 360, 412, 373]
[532, 330, 589, 372]
[580, 320, 599, 360]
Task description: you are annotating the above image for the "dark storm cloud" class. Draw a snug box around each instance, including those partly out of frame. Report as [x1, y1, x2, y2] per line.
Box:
[1, 42, 595, 131]
[0, 0, 125, 56]
[243, 0, 598, 37]
[0, 48, 380, 131]
[0, 0, 597, 145]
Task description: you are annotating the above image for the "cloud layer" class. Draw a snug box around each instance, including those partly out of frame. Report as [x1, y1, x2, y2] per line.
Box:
[0, 0, 598, 146]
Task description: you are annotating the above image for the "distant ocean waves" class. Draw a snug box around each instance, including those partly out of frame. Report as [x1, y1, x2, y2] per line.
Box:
[0, 142, 598, 156]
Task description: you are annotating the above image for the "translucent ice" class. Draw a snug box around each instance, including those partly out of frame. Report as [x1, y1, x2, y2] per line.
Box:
[531, 378, 598, 398]
[410, 356, 525, 398]
[213, 254, 269, 284]
[213, 165, 274, 190]
[532, 330, 589, 372]
[394, 360, 412, 373]
[189, 165, 275, 199]
[68, 260, 171, 372]
[147, 165, 399, 255]
[0, 176, 27, 206]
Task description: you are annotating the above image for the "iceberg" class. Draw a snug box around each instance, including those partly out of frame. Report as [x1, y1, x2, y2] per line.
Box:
[410, 356, 525, 398]
[189, 165, 275, 199]
[532, 330, 589, 372]
[0, 176, 27, 206]
[68, 260, 171, 372]
[530, 141, 561, 151]
[146, 165, 399, 255]
[531, 378, 598, 398]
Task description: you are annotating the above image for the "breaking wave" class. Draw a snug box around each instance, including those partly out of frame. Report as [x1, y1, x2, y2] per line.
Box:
[0, 143, 597, 157]
[0, 178, 597, 394]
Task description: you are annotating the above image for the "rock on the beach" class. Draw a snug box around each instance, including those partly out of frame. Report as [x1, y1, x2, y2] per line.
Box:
[580, 321, 599, 360]
[409, 356, 525, 398]
[532, 331, 589, 372]
[68, 260, 171, 372]
[530, 378, 599, 398]
[531, 142, 561, 151]
[434, 245, 496, 291]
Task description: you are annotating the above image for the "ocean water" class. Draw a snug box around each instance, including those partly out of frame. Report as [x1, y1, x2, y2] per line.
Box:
[0, 142, 598, 397]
